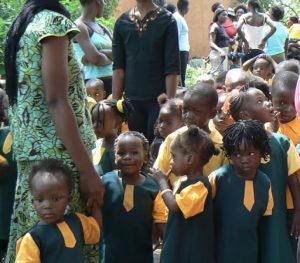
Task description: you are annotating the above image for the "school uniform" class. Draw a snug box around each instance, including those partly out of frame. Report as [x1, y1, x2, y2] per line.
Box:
[16, 213, 100, 263]
[101, 171, 167, 263]
[278, 116, 300, 146]
[209, 164, 273, 263]
[160, 177, 214, 263]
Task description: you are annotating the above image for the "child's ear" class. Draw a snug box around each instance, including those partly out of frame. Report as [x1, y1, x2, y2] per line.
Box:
[209, 107, 217, 119]
[186, 153, 194, 165]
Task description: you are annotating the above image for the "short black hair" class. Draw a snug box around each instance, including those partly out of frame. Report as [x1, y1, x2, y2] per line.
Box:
[247, 75, 271, 100]
[272, 71, 299, 93]
[290, 16, 299, 24]
[177, 0, 189, 13]
[185, 82, 218, 109]
[248, 0, 260, 10]
[174, 125, 219, 165]
[165, 3, 176, 13]
[29, 159, 74, 194]
[223, 120, 271, 160]
[270, 5, 284, 21]
[211, 2, 223, 12]
[277, 60, 299, 75]
[234, 4, 248, 15]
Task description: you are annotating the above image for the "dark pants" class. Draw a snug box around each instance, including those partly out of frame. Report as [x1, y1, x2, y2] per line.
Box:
[128, 99, 160, 143]
[180, 51, 189, 87]
[242, 49, 264, 63]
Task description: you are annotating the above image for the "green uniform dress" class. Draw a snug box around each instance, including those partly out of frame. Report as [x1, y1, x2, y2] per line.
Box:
[6, 10, 96, 263]
[258, 133, 300, 263]
[160, 177, 214, 263]
[0, 128, 17, 241]
[15, 213, 100, 263]
[102, 171, 166, 263]
[209, 164, 273, 263]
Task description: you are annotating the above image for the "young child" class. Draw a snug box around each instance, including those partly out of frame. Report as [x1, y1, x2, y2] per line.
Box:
[150, 94, 184, 164]
[229, 87, 300, 263]
[212, 91, 234, 135]
[209, 120, 273, 263]
[15, 159, 100, 262]
[101, 131, 167, 263]
[242, 54, 277, 85]
[152, 125, 218, 263]
[272, 71, 300, 146]
[154, 83, 226, 187]
[91, 98, 133, 175]
[86, 79, 106, 110]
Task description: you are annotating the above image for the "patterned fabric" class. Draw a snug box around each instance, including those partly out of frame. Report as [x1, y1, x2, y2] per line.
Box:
[5, 10, 97, 263]
[10, 10, 95, 161]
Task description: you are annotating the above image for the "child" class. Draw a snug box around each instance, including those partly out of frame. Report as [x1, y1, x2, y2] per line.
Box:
[272, 71, 300, 146]
[101, 131, 167, 263]
[15, 159, 100, 262]
[209, 120, 273, 263]
[224, 68, 248, 92]
[229, 87, 300, 263]
[242, 54, 277, 85]
[86, 79, 106, 110]
[154, 83, 226, 186]
[152, 125, 218, 263]
[150, 94, 184, 164]
[212, 91, 234, 135]
[91, 98, 133, 175]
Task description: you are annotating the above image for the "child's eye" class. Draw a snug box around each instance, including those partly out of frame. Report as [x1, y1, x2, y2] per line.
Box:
[235, 153, 241, 158]
[34, 198, 43, 203]
[53, 196, 63, 202]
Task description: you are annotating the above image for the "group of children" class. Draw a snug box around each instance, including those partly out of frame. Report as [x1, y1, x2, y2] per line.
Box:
[1, 56, 300, 262]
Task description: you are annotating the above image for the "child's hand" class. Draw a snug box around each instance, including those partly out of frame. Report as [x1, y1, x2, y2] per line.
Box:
[258, 40, 266, 50]
[291, 210, 300, 239]
[150, 168, 168, 184]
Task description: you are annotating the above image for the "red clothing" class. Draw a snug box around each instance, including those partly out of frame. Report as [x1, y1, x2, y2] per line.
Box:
[223, 17, 237, 38]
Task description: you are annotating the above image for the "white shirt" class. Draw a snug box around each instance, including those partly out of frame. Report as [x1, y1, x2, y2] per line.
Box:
[173, 12, 190, 52]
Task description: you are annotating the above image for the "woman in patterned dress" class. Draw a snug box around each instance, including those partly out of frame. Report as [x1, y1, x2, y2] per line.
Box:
[4, 1, 103, 262]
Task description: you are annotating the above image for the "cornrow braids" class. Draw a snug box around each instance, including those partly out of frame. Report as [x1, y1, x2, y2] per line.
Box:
[115, 131, 150, 175]
[223, 120, 271, 160]
[229, 91, 248, 121]
[5, 0, 70, 103]
[175, 125, 219, 165]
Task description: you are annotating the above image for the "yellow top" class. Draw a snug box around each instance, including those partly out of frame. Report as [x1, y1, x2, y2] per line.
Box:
[278, 116, 300, 146]
[289, 24, 300, 39]
[154, 126, 227, 187]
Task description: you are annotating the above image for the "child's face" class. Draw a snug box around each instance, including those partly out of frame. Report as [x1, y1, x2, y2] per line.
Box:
[115, 135, 146, 176]
[31, 172, 70, 224]
[272, 88, 296, 124]
[213, 93, 234, 135]
[182, 93, 216, 129]
[253, 59, 272, 80]
[158, 108, 183, 139]
[87, 86, 106, 103]
[170, 142, 190, 175]
[230, 143, 262, 180]
[243, 89, 275, 123]
[92, 104, 120, 138]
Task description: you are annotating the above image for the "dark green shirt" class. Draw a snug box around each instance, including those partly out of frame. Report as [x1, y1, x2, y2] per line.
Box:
[113, 7, 180, 100]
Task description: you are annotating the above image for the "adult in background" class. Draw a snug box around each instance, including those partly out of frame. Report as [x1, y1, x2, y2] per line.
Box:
[74, 0, 113, 95]
[209, 8, 230, 75]
[237, 0, 276, 63]
[234, 4, 248, 24]
[264, 5, 289, 63]
[173, 0, 190, 87]
[4, 0, 103, 261]
[112, 0, 180, 143]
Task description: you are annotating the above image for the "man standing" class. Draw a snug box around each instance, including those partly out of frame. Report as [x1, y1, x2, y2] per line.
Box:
[112, 0, 180, 142]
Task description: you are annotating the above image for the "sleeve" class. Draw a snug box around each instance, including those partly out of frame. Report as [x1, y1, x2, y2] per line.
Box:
[164, 18, 180, 75]
[152, 192, 168, 223]
[76, 213, 100, 245]
[37, 12, 79, 43]
[175, 181, 208, 219]
[287, 140, 300, 176]
[263, 185, 274, 216]
[0, 154, 7, 164]
[112, 18, 126, 70]
[153, 134, 173, 174]
[295, 76, 300, 116]
[208, 172, 218, 199]
[15, 233, 41, 263]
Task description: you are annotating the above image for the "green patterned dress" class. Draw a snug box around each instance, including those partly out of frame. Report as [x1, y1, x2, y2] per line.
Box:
[5, 10, 97, 263]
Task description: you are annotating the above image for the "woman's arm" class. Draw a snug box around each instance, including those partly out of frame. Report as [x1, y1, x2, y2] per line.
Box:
[288, 173, 300, 237]
[42, 36, 104, 209]
[236, 15, 250, 54]
[112, 69, 125, 99]
[258, 16, 276, 50]
[75, 21, 111, 66]
[209, 24, 226, 56]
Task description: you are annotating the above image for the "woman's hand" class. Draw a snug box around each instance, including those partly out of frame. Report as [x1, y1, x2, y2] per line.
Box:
[258, 39, 266, 50]
[80, 169, 105, 210]
[291, 210, 300, 239]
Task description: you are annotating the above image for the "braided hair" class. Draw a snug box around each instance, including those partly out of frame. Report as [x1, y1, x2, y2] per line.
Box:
[223, 120, 271, 160]
[174, 125, 219, 165]
[114, 131, 150, 175]
[5, 0, 70, 103]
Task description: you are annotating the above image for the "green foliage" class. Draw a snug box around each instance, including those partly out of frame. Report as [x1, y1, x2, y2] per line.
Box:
[0, 0, 119, 76]
[185, 60, 212, 88]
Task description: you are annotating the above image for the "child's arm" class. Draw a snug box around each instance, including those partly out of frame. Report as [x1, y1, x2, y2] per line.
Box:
[288, 173, 300, 238]
[91, 200, 102, 228]
[260, 54, 277, 73]
[242, 55, 258, 72]
[15, 234, 41, 263]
